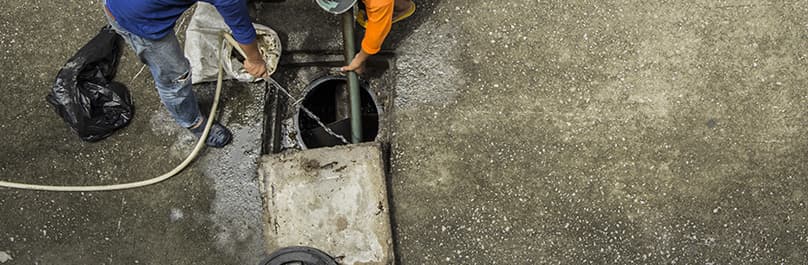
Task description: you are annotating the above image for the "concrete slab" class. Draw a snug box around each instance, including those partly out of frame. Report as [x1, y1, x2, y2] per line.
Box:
[260, 143, 394, 265]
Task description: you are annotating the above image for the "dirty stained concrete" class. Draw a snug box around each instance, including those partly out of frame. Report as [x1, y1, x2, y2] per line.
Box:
[261, 143, 393, 265]
[391, 0, 808, 264]
[1, 1, 266, 264]
[1, 0, 808, 265]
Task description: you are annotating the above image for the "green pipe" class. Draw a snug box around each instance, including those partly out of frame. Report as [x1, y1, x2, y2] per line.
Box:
[342, 8, 363, 144]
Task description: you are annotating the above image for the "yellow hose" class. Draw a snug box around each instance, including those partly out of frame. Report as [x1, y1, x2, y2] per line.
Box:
[0, 33, 233, 192]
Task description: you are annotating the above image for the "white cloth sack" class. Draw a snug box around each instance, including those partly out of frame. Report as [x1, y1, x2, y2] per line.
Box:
[185, 2, 281, 84]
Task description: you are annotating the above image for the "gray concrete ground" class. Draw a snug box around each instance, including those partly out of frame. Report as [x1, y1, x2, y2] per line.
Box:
[1, 1, 266, 264]
[391, 0, 808, 264]
[2, 0, 808, 264]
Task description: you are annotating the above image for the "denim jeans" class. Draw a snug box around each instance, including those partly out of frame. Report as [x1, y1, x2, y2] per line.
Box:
[104, 8, 202, 128]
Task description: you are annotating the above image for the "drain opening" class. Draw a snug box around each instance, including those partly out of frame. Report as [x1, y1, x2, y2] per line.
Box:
[295, 75, 380, 149]
[259, 246, 338, 265]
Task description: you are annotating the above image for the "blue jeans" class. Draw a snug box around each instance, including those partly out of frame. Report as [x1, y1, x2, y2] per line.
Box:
[104, 10, 202, 128]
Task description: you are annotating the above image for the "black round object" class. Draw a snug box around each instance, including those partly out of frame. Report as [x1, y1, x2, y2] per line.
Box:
[258, 246, 338, 265]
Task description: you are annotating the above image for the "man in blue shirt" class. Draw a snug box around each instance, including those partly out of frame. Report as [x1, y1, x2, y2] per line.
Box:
[104, 0, 267, 147]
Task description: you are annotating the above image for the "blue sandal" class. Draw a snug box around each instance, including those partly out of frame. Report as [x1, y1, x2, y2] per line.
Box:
[189, 117, 232, 148]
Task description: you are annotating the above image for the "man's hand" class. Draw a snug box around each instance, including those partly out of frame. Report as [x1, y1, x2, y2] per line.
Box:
[239, 40, 268, 78]
[340, 55, 364, 73]
[341, 50, 370, 75]
[244, 57, 267, 78]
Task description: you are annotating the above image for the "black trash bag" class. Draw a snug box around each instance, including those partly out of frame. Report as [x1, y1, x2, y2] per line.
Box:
[46, 26, 134, 142]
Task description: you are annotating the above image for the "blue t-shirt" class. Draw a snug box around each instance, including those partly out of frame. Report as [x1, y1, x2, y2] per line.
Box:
[106, 0, 256, 44]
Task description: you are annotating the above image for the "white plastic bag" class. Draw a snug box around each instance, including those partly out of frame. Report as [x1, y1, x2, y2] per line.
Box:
[185, 2, 281, 84]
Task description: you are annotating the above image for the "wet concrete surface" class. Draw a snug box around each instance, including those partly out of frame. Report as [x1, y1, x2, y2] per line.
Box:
[3, 0, 808, 264]
[1, 1, 265, 264]
[391, 0, 808, 264]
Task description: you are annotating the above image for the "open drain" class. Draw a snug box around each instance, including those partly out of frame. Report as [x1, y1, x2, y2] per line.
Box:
[259, 246, 338, 265]
[295, 75, 380, 149]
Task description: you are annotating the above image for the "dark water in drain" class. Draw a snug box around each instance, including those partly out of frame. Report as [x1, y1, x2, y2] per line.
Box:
[299, 78, 379, 148]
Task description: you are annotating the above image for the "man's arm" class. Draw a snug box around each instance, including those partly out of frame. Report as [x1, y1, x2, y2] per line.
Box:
[342, 1, 393, 73]
[214, 0, 267, 77]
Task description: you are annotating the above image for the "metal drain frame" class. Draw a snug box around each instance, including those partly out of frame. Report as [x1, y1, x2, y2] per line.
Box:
[293, 75, 382, 149]
[258, 246, 338, 265]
